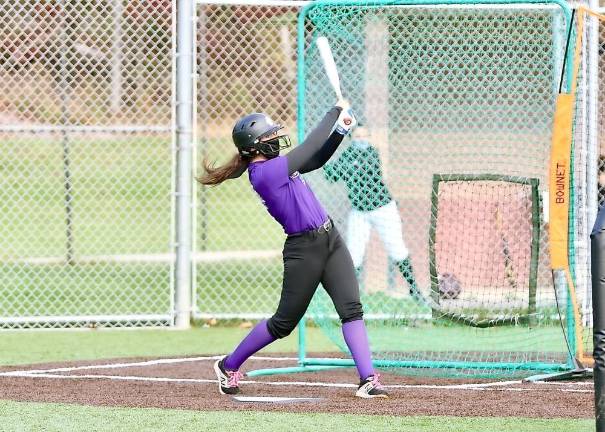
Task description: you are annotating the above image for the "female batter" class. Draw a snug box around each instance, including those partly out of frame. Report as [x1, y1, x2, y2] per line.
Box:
[199, 101, 388, 399]
[323, 126, 422, 302]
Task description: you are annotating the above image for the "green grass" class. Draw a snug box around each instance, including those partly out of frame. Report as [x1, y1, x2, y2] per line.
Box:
[0, 259, 284, 319]
[0, 326, 336, 366]
[196, 260, 284, 315]
[0, 136, 283, 256]
[198, 176, 284, 250]
[0, 400, 593, 432]
[0, 137, 173, 256]
[0, 327, 592, 431]
[318, 320, 567, 353]
[311, 290, 569, 375]
[0, 136, 287, 321]
[0, 263, 171, 317]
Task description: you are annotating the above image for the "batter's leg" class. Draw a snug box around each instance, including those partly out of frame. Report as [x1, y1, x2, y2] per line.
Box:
[321, 228, 374, 380]
[223, 235, 326, 372]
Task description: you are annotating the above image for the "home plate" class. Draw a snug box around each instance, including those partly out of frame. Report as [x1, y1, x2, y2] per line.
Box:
[233, 396, 323, 403]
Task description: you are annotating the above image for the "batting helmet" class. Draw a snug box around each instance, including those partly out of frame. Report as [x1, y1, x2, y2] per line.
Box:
[232, 113, 291, 159]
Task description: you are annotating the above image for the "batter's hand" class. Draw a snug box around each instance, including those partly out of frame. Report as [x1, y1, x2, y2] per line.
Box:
[335, 105, 357, 135]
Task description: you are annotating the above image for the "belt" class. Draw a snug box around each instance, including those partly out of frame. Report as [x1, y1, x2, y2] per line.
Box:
[316, 219, 333, 234]
[289, 219, 333, 237]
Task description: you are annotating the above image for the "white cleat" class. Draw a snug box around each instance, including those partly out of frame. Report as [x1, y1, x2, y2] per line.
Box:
[355, 374, 389, 399]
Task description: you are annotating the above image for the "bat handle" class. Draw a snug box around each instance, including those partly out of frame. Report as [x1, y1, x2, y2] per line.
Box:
[335, 94, 349, 109]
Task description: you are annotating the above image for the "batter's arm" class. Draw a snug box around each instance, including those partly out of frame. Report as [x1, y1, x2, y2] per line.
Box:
[286, 107, 341, 175]
[298, 132, 345, 174]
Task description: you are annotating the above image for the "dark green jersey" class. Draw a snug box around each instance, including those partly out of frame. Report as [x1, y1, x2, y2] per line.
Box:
[323, 140, 393, 212]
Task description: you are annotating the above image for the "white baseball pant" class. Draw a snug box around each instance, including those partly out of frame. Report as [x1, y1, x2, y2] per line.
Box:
[345, 200, 410, 268]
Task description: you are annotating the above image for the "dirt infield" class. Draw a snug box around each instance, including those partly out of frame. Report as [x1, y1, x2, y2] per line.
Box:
[0, 354, 593, 418]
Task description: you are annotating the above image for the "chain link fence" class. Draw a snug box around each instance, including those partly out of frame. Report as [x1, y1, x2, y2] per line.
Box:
[193, 1, 592, 319]
[0, 0, 174, 328]
[597, 9, 605, 205]
[194, 2, 302, 319]
[0, 0, 601, 333]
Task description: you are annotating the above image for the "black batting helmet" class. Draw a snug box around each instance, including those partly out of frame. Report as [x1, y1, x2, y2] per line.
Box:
[232, 113, 290, 158]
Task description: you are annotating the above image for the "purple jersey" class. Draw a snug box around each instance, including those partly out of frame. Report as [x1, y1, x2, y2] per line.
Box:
[248, 156, 328, 235]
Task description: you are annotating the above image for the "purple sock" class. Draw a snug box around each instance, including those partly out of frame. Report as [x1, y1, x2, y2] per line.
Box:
[342, 319, 375, 380]
[223, 319, 276, 370]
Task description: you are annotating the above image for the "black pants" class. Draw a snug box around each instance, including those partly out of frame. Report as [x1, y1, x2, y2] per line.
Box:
[266, 223, 363, 339]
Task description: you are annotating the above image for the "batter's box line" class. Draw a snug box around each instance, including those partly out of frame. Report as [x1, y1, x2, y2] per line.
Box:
[1, 372, 593, 393]
[0, 357, 592, 394]
[0, 355, 299, 377]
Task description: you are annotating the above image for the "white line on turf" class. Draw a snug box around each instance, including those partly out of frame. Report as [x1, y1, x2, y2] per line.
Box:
[0, 355, 299, 376]
[0, 372, 361, 387]
[0, 372, 593, 393]
[0, 356, 592, 394]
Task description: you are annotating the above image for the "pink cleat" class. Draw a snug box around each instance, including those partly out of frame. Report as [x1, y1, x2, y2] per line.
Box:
[214, 356, 244, 395]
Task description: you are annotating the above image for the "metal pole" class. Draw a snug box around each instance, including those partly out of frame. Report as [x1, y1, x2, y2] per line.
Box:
[59, 0, 75, 265]
[586, 0, 600, 330]
[174, 0, 195, 329]
[197, 6, 208, 253]
[591, 205, 605, 432]
[298, 317, 306, 365]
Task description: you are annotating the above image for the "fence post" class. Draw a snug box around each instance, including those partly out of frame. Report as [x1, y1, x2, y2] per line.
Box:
[174, 0, 195, 329]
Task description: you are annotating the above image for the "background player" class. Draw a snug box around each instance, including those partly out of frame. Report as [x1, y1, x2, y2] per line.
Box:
[323, 125, 422, 302]
[198, 101, 388, 399]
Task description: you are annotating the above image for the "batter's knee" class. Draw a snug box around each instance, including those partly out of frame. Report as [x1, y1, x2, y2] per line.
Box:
[338, 301, 363, 324]
[266, 316, 297, 339]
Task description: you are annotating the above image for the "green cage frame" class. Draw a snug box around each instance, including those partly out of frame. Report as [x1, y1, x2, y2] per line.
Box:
[248, 0, 575, 379]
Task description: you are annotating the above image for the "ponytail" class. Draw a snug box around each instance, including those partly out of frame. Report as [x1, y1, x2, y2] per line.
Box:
[197, 153, 249, 186]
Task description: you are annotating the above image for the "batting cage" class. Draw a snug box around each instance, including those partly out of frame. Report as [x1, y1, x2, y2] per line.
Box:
[246, 0, 598, 379]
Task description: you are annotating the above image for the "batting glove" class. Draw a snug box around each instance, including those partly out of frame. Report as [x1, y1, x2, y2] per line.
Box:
[335, 107, 357, 135]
